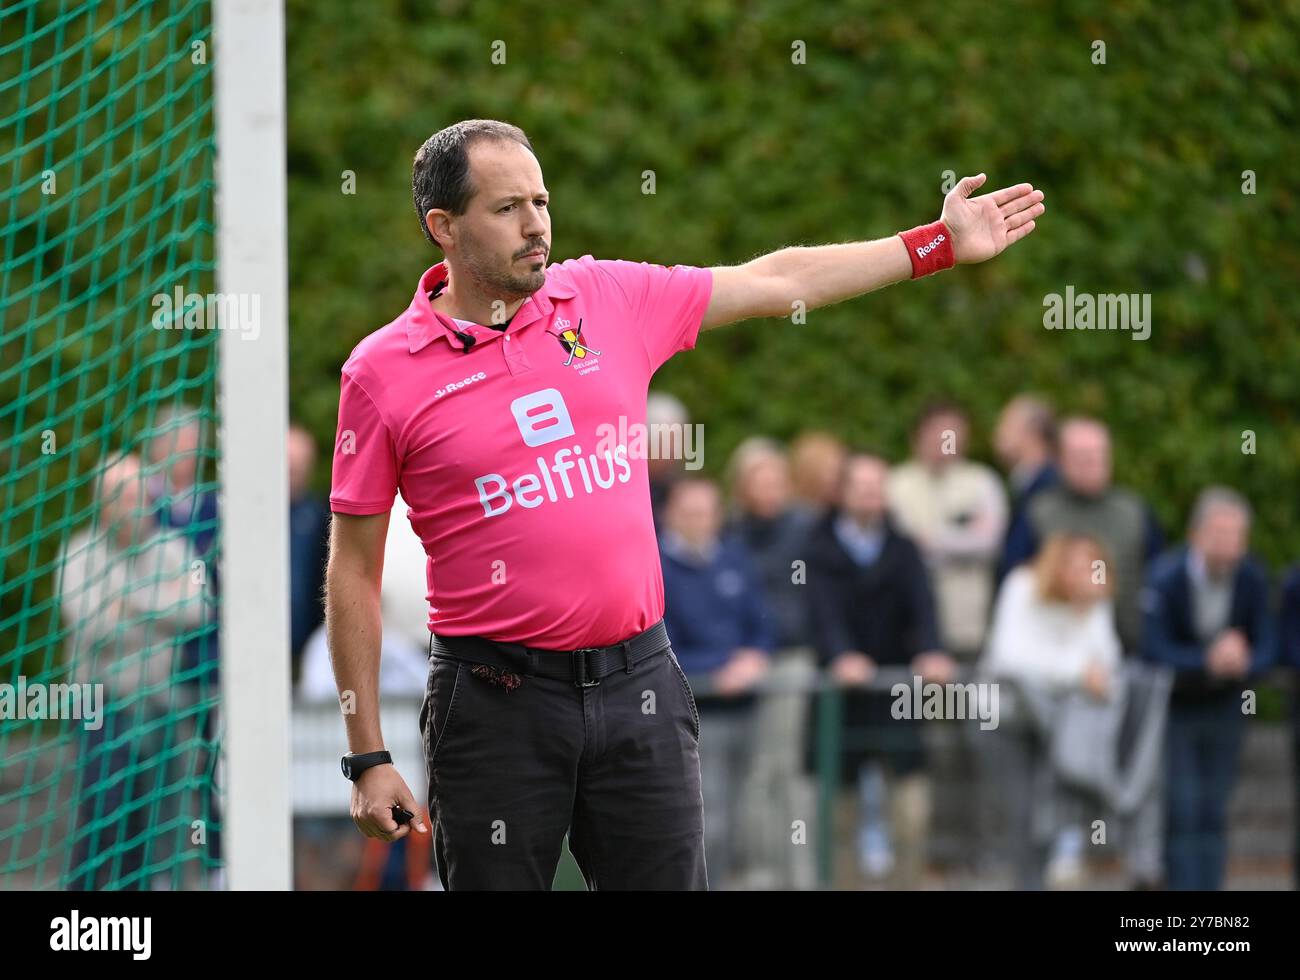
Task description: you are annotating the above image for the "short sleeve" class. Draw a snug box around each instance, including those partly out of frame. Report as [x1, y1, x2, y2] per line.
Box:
[329, 371, 398, 515]
[595, 260, 713, 373]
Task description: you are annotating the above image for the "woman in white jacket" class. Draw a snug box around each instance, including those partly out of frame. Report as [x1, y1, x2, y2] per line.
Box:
[980, 532, 1121, 889]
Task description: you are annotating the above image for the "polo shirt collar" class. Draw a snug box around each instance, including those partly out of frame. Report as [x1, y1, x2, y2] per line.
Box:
[405, 260, 578, 355]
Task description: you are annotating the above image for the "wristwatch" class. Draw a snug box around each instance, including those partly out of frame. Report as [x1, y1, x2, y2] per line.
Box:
[341, 750, 393, 782]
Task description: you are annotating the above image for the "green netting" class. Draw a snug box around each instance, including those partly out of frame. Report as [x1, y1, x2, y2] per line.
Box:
[1, 0, 222, 890]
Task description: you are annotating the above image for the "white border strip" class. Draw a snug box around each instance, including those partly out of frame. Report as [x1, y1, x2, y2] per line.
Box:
[214, 0, 291, 890]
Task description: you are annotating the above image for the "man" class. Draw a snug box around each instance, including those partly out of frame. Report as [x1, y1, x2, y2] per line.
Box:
[326, 118, 1044, 890]
[992, 394, 1059, 582]
[1281, 564, 1300, 888]
[886, 400, 1007, 661]
[143, 405, 223, 878]
[885, 400, 1006, 875]
[1019, 417, 1162, 653]
[145, 406, 220, 687]
[59, 453, 205, 888]
[659, 477, 772, 888]
[1142, 488, 1274, 890]
[288, 423, 329, 676]
[805, 452, 953, 887]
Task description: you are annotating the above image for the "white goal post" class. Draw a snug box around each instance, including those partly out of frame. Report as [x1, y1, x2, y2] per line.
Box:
[214, 0, 292, 891]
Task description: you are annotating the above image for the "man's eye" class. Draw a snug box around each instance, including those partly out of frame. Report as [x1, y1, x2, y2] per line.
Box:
[499, 204, 515, 213]
[535, 200, 548, 208]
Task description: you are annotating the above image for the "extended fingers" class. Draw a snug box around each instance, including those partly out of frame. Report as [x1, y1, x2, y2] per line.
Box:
[1000, 187, 1045, 217]
[1005, 199, 1045, 230]
[990, 182, 1034, 206]
[1006, 219, 1037, 244]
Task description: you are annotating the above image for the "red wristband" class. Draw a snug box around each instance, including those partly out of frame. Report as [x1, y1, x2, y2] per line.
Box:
[898, 221, 955, 278]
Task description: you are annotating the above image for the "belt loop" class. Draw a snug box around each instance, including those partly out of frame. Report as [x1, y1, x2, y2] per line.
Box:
[623, 639, 633, 674]
[524, 648, 538, 678]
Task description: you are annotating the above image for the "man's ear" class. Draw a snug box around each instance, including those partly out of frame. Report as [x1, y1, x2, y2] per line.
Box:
[426, 209, 452, 250]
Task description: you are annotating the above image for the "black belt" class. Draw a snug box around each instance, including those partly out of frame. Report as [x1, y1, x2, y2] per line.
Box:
[428, 619, 671, 688]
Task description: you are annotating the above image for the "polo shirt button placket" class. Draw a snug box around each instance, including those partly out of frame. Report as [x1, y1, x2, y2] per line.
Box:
[503, 329, 533, 376]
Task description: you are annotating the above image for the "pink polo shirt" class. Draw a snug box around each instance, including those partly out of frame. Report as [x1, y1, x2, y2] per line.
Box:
[329, 255, 713, 650]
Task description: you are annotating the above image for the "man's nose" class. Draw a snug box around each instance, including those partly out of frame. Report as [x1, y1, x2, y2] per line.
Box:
[522, 204, 547, 237]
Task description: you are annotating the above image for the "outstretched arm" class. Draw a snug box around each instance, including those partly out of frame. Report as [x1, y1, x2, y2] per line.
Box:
[701, 174, 1045, 330]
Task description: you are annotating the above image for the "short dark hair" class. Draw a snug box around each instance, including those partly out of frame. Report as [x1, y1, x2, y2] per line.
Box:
[912, 398, 967, 435]
[411, 119, 534, 247]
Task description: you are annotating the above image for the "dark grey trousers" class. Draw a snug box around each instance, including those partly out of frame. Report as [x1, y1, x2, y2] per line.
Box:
[420, 644, 708, 890]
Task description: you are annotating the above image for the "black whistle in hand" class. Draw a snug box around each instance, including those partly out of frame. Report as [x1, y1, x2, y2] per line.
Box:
[391, 804, 415, 826]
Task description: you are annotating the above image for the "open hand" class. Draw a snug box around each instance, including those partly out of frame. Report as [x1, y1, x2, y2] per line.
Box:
[942, 174, 1045, 264]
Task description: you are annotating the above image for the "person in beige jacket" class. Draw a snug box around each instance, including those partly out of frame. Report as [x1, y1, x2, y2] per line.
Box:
[58, 452, 207, 889]
[887, 402, 1008, 877]
[886, 402, 1008, 661]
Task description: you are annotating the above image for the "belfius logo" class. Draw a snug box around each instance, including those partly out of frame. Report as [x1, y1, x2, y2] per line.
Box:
[475, 388, 632, 517]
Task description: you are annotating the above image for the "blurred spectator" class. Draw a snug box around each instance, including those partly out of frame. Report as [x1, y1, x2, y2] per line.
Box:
[993, 394, 1059, 582]
[981, 532, 1120, 888]
[297, 492, 430, 701]
[381, 491, 441, 657]
[295, 493, 431, 890]
[1142, 487, 1275, 890]
[887, 401, 1008, 661]
[59, 452, 206, 889]
[724, 436, 818, 889]
[646, 390, 690, 527]
[788, 430, 846, 516]
[1281, 565, 1300, 888]
[887, 401, 1006, 872]
[143, 405, 222, 874]
[805, 452, 954, 888]
[144, 405, 219, 688]
[288, 422, 329, 678]
[660, 476, 773, 889]
[297, 617, 429, 702]
[725, 437, 814, 650]
[1019, 417, 1163, 653]
[1283, 564, 1300, 670]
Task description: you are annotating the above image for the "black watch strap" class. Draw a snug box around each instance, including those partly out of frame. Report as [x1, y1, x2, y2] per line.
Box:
[341, 750, 392, 782]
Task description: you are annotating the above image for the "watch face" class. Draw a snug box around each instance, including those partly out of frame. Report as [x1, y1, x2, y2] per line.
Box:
[341, 756, 352, 779]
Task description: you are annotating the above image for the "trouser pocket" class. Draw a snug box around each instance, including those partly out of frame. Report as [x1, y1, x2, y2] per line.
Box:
[667, 649, 701, 743]
[419, 656, 464, 765]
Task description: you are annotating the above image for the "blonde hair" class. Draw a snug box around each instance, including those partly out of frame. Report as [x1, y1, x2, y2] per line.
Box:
[1032, 532, 1113, 603]
[789, 430, 846, 504]
[725, 436, 785, 502]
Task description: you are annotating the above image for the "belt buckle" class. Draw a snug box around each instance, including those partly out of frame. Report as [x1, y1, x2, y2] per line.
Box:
[571, 648, 602, 687]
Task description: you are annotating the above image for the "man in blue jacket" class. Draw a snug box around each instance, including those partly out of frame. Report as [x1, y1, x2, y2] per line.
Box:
[1279, 564, 1300, 888]
[992, 394, 1059, 583]
[1141, 486, 1275, 890]
[660, 476, 774, 888]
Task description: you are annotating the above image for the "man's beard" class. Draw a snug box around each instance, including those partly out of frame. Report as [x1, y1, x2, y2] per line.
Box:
[461, 241, 547, 301]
